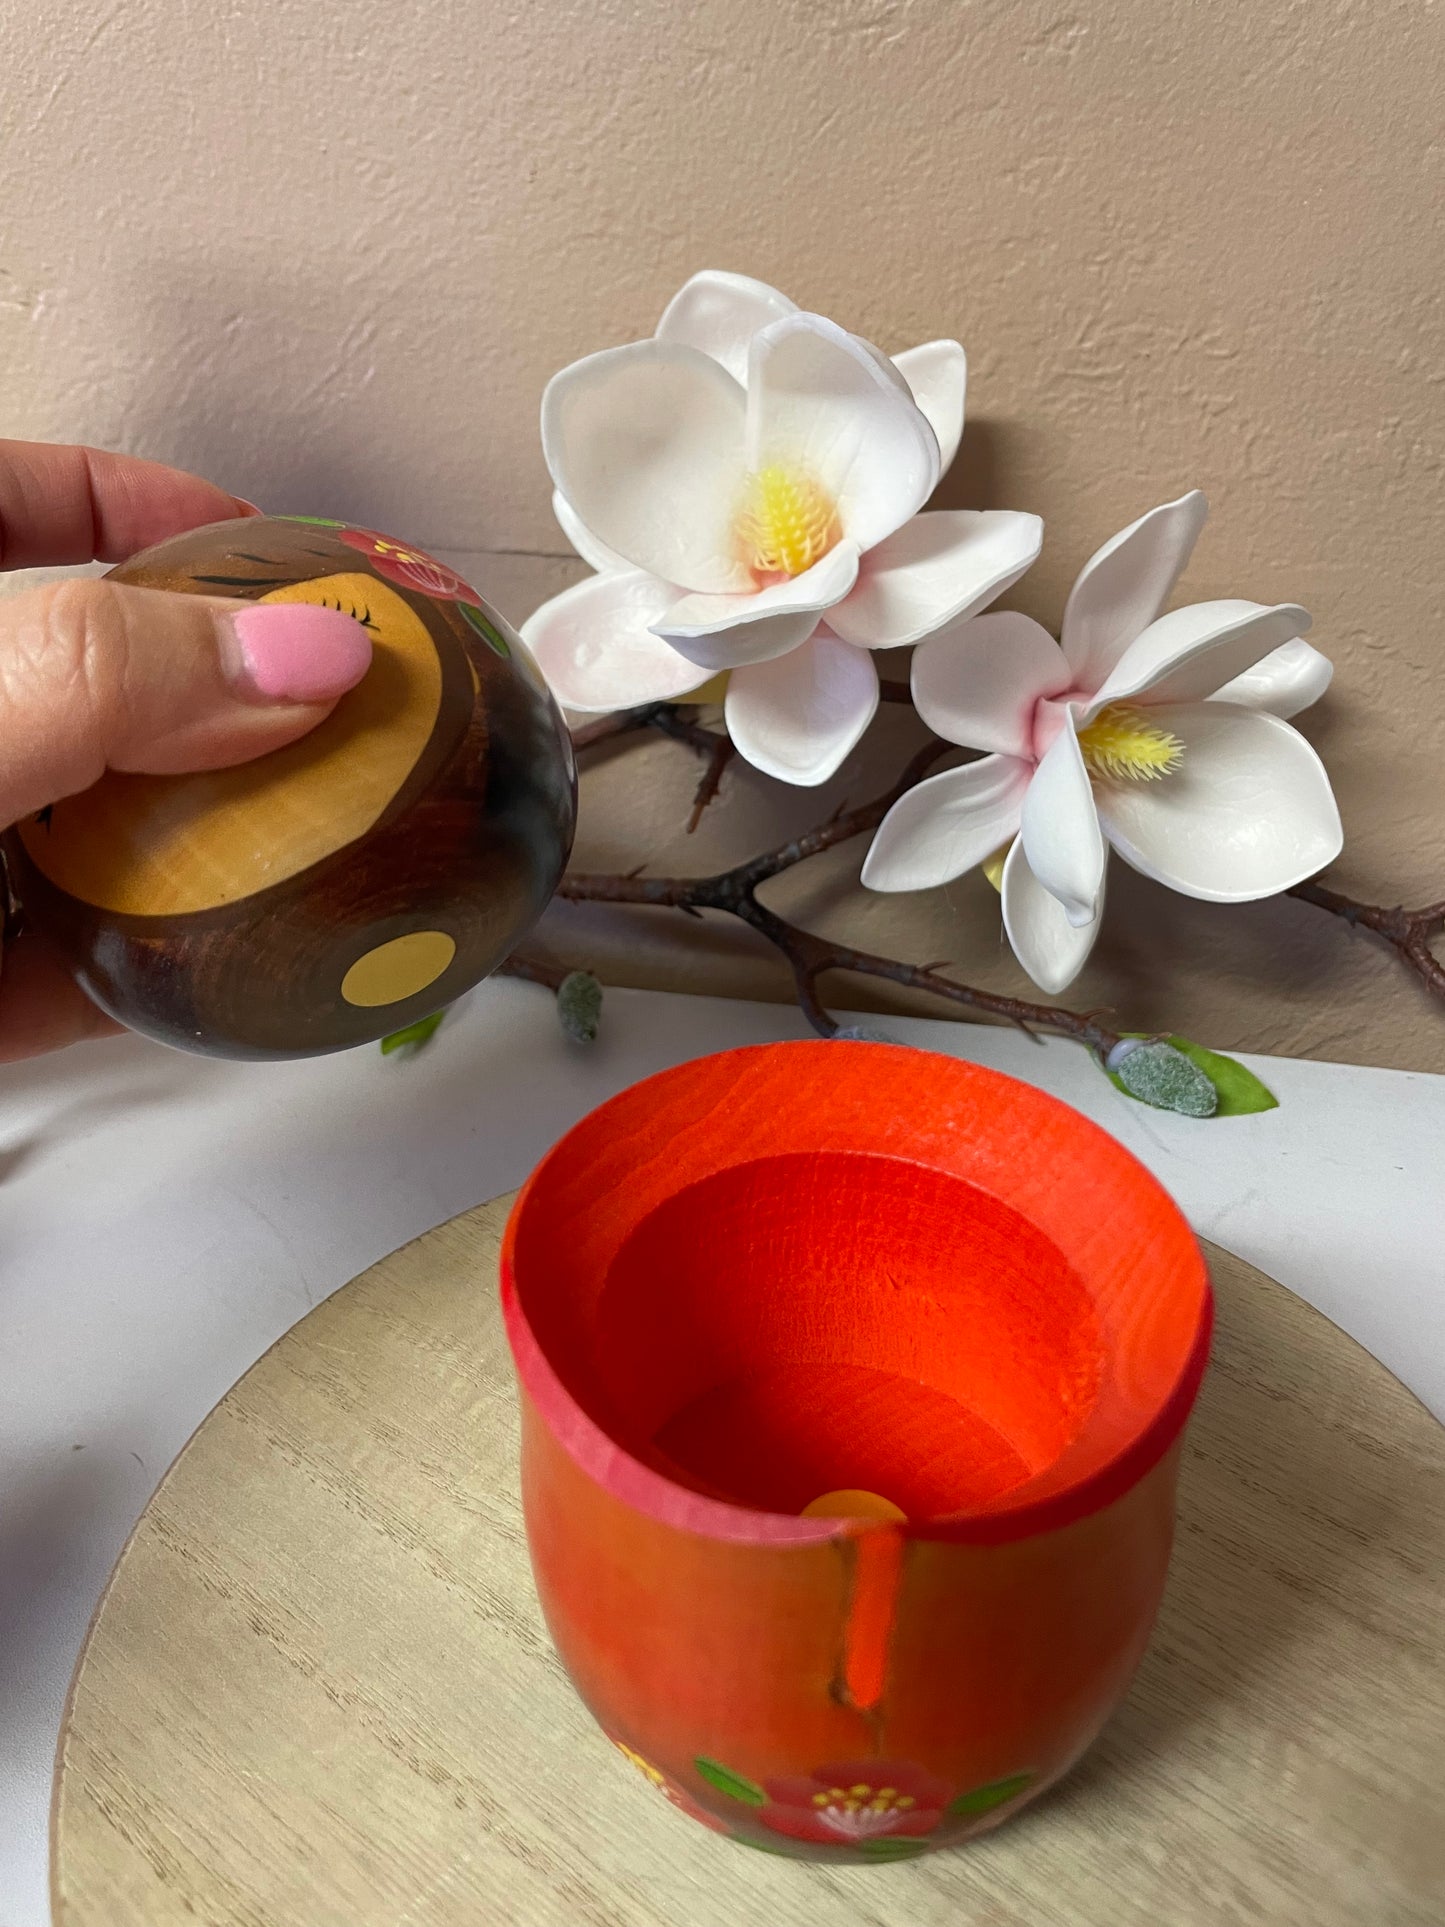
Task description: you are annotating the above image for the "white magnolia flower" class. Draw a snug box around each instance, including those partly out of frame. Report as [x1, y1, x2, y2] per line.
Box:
[862, 491, 1342, 992]
[522, 270, 1042, 786]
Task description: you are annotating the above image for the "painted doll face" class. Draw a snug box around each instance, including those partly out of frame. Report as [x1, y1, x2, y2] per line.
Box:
[9, 518, 576, 1058]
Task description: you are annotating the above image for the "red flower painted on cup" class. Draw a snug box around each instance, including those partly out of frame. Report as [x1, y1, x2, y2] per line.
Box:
[757, 1759, 951, 1844]
[338, 526, 482, 605]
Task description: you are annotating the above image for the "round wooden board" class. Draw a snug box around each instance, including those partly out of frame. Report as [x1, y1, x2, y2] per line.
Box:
[52, 1200, 1445, 1927]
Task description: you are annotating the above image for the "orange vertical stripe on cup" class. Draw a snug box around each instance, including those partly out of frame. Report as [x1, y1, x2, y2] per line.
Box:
[839, 1524, 905, 1714]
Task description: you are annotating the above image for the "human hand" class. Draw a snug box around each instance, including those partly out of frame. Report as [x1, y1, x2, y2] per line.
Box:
[0, 442, 372, 1061]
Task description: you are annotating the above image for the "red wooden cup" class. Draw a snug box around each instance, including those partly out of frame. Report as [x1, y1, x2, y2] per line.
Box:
[500, 1041, 1212, 1861]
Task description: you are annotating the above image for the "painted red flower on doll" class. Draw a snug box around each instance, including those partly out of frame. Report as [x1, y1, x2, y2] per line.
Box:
[338, 527, 482, 605]
[757, 1759, 952, 1844]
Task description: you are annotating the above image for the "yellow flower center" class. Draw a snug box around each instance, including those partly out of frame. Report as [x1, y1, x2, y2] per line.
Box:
[736, 465, 839, 577]
[1077, 703, 1184, 783]
[981, 843, 1009, 892]
[812, 1783, 916, 1814]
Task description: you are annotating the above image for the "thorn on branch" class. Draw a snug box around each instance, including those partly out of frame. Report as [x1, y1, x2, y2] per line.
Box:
[686, 735, 736, 834]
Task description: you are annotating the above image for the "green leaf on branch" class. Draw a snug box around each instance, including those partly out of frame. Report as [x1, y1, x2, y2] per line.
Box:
[694, 1757, 767, 1806]
[380, 1010, 447, 1056]
[1109, 1040, 1217, 1117]
[557, 970, 603, 1043]
[1164, 1036, 1278, 1115]
[1105, 1034, 1278, 1118]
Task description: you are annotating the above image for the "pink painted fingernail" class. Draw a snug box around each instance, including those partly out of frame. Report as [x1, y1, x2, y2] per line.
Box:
[229, 604, 372, 704]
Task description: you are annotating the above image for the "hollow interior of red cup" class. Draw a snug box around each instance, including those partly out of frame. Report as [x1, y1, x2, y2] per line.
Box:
[505, 1043, 1210, 1531]
[591, 1152, 1101, 1516]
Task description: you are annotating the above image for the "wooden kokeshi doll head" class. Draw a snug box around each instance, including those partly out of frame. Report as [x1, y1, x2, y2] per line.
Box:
[5, 517, 576, 1058]
[502, 1042, 1213, 1860]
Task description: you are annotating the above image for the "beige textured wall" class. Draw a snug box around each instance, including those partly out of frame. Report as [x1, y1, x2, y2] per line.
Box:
[2, 0, 1441, 1068]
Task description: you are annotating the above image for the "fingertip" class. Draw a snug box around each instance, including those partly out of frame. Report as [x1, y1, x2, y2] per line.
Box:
[0, 933, 124, 1061]
[227, 603, 373, 705]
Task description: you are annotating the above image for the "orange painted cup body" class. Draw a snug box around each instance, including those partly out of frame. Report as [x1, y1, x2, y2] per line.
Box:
[500, 1042, 1212, 1860]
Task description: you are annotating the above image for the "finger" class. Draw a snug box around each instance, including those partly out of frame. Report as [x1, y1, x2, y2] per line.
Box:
[0, 441, 258, 572]
[0, 578, 371, 827]
[0, 931, 123, 1061]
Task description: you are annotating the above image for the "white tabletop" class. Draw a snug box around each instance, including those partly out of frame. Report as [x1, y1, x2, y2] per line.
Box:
[2, 981, 1442, 1927]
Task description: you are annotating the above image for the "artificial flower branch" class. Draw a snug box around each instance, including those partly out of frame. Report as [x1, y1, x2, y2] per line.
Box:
[509, 703, 1125, 1051]
[1286, 880, 1445, 1005]
[501, 702, 1443, 1077]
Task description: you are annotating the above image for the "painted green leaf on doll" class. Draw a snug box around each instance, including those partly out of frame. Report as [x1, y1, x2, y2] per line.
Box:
[694, 1756, 766, 1806]
[459, 599, 512, 657]
[855, 1837, 930, 1860]
[946, 1770, 1036, 1817]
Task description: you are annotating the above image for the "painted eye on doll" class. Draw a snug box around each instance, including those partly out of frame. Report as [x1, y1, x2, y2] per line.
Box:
[314, 596, 381, 630]
[8, 517, 577, 1059]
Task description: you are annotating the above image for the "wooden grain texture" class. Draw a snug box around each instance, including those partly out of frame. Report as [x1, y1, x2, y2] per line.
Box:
[52, 1200, 1445, 1927]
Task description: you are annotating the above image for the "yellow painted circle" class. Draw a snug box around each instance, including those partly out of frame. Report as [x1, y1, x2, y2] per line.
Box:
[799, 1489, 907, 1523]
[18, 574, 443, 917]
[340, 931, 456, 1008]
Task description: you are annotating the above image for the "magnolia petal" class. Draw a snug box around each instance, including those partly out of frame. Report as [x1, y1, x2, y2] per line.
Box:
[1089, 599, 1312, 713]
[652, 540, 859, 670]
[520, 569, 715, 711]
[847, 331, 919, 402]
[747, 314, 941, 554]
[828, 510, 1044, 651]
[1020, 714, 1106, 925]
[1096, 702, 1344, 903]
[1210, 637, 1334, 718]
[551, 489, 630, 574]
[542, 341, 751, 595]
[911, 611, 1070, 757]
[892, 340, 968, 473]
[1060, 490, 1209, 692]
[655, 270, 798, 384]
[724, 633, 879, 787]
[861, 755, 1030, 892]
[1001, 836, 1105, 994]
